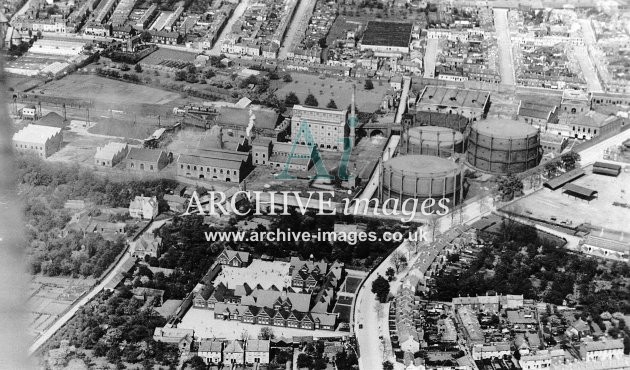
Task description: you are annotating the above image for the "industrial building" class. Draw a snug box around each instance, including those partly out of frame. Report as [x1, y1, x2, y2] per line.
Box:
[268, 142, 314, 171]
[360, 21, 412, 57]
[466, 118, 541, 174]
[177, 148, 251, 183]
[126, 147, 169, 172]
[13, 124, 63, 158]
[414, 86, 490, 121]
[94, 142, 128, 167]
[379, 155, 464, 212]
[291, 105, 348, 151]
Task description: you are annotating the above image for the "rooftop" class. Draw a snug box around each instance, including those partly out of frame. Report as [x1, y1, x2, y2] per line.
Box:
[126, 147, 165, 162]
[13, 124, 62, 144]
[361, 21, 412, 48]
[417, 86, 489, 110]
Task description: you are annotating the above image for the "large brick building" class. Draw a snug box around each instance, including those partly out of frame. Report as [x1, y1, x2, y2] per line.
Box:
[291, 105, 348, 151]
[13, 124, 63, 158]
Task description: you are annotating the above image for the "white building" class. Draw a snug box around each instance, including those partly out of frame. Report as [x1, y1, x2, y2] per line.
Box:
[245, 339, 270, 364]
[13, 124, 63, 158]
[129, 195, 158, 219]
[579, 340, 624, 362]
[290, 105, 348, 151]
[223, 340, 245, 366]
[94, 142, 128, 167]
[197, 340, 222, 365]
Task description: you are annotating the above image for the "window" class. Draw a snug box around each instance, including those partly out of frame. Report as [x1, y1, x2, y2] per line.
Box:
[150, 165, 154, 170]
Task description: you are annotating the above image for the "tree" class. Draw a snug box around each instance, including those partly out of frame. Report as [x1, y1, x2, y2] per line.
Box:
[497, 174, 523, 201]
[204, 69, 215, 79]
[561, 152, 581, 171]
[391, 251, 408, 273]
[544, 161, 560, 179]
[185, 356, 206, 370]
[134, 64, 142, 73]
[174, 70, 187, 81]
[285, 92, 300, 106]
[304, 93, 319, 107]
[364, 79, 374, 90]
[385, 267, 395, 281]
[371, 274, 390, 303]
[326, 99, 338, 109]
[121, 63, 130, 71]
[383, 360, 394, 370]
[297, 353, 312, 368]
[259, 327, 274, 340]
[283, 73, 293, 82]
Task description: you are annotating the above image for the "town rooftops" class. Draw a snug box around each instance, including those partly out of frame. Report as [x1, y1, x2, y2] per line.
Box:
[361, 21, 412, 48]
[126, 147, 165, 162]
[292, 104, 347, 117]
[153, 327, 194, 341]
[13, 124, 62, 144]
[417, 86, 490, 109]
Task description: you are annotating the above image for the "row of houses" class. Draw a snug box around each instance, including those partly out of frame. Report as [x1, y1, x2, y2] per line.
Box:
[153, 328, 271, 365]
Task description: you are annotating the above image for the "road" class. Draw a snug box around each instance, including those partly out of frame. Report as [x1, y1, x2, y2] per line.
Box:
[423, 38, 438, 78]
[576, 129, 630, 166]
[28, 219, 169, 356]
[578, 19, 607, 90]
[493, 8, 516, 85]
[278, 0, 315, 59]
[208, 0, 250, 56]
[574, 45, 603, 92]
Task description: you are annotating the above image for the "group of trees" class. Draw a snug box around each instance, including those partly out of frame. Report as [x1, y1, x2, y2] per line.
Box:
[17, 154, 176, 277]
[372, 275, 390, 303]
[46, 290, 179, 368]
[295, 340, 357, 370]
[497, 174, 524, 201]
[544, 152, 581, 178]
[432, 221, 630, 318]
[96, 68, 141, 83]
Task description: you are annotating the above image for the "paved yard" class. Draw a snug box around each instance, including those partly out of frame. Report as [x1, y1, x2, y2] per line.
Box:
[504, 169, 630, 233]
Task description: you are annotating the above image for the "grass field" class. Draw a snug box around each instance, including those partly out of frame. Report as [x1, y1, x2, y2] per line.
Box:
[39, 74, 183, 107]
[275, 73, 389, 112]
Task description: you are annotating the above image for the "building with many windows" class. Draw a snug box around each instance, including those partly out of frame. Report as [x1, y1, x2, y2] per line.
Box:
[176, 148, 251, 183]
[290, 105, 348, 151]
[13, 124, 63, 158]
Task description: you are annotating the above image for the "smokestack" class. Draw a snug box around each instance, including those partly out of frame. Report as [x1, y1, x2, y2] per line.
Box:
[351, 84, 356, 118]
[246, 109, 255, 139]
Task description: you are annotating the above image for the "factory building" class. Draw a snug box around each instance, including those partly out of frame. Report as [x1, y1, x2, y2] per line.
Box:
[413, 86, 490, 121]
[13, 124, 63, 158]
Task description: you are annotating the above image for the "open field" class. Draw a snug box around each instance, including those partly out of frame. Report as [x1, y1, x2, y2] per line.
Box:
[504, 167, 630, 233]
[275, 73, 389, 112]
[37, 74, 183, 107]
[214, 260, 292, 290]
[28, 276, 96, 341]
[179, 307, 345, 339]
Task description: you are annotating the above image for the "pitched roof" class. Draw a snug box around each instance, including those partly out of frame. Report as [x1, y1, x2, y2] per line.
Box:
[224, 340, 244, 353]
[198, 339, 223, 352]
[246, 339, 270, 352]
[13, 124, 61, 144]
[518, 100, 556, 120]
[126, 147, 165, 162]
